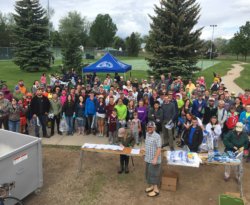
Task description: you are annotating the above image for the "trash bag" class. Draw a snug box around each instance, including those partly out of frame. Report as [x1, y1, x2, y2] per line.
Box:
[199, 130, 214, 152]
[59, 118, 68, 133]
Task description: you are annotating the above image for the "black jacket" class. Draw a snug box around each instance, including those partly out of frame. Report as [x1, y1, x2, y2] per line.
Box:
[203, 106, 217, 125]
[30, 95, 50, 116]
[183, 126, 203, 152]
[62, 100, 75, 116]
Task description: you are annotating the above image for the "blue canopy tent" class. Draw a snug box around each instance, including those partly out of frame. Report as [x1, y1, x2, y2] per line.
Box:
[82, 53, 132, 79]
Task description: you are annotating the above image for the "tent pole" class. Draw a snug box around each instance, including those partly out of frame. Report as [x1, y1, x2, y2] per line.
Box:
[82, 71, 84, 85]
[124, 72, 126, 81]
[130, 71, 131, 80]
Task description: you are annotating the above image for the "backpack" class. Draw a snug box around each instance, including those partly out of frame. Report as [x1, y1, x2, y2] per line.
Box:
[226, 114, 238, 129]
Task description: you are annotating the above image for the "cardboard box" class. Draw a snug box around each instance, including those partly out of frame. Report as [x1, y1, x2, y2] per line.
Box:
[224, 192, 241, 198]
[161, 170, 179, 192]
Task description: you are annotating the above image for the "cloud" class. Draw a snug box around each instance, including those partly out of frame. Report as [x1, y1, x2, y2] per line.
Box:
[1, 0, 250, 40]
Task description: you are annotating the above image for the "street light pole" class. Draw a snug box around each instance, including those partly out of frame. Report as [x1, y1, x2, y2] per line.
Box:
[209, 24, 217, 60]
[48, 0, 50, 39]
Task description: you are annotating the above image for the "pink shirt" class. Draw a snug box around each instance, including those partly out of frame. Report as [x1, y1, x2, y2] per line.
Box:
[40, 76, 47, 84]
[60, 95, 67, 105]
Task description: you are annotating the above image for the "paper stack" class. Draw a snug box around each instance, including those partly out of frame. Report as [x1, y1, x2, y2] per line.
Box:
[82, 143, 124, 151]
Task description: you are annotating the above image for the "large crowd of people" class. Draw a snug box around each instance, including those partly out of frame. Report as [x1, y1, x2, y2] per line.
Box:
[1, 69, 250, 196]
[0, 71, 249, 144]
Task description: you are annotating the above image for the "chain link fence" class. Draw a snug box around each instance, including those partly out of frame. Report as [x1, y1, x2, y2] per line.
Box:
[0, 47, 128, 60]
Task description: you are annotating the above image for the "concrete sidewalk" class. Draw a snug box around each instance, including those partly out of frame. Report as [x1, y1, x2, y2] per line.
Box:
[41, 133, 109, 146]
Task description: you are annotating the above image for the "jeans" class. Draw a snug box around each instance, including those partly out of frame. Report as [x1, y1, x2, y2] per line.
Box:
[50, 115, 61, 135]
[109, 131, 117, 144]
[141, 123, 146, 139]
[65, 116, 73, 134]
[76, 117, 86, 128]
[8, 120, 20, 132]
[87, 115, 96, 132]
[35, 115, 48, 137]
[0, 117, 9, 130]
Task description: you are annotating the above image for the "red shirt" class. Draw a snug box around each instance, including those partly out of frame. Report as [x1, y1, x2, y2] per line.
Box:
[109, 114, 117, 132]
[105, 103, 115, 118]
[240, 94, 250, 106]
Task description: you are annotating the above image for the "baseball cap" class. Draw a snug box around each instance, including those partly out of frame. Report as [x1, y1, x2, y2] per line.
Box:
[208, 97, 215, 101]
[235, 122, 243, 132]
[26, 92, 33, 97]
[147, 121, 156, 128]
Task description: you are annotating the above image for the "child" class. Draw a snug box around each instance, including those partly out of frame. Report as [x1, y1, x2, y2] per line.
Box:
[19, 99, 27, 134]
[131, 112, 141, 145]
[108, 109, 118, 144]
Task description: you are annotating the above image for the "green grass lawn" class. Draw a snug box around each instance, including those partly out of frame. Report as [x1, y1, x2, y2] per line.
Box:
[0, 59, 149, 90]
[0, 58, 238, 91]
[234, 63, 250, 90]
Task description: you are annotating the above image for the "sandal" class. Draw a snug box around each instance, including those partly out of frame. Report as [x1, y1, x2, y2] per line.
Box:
[147, 191, 159, 197]
[145, 187, 154, 193]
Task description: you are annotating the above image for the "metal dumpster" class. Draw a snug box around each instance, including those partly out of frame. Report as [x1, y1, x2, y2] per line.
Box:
[0, 129, 43, 204]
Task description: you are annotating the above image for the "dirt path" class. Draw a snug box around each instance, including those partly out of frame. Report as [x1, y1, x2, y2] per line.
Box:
[22, 147, 250, 205]
[221, 63, 246, 95]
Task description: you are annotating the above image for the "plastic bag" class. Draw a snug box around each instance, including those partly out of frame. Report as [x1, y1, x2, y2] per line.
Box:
[165, 120, 174, 129]
[59, 118, 68, 133]
[91, 115, 97, 129]
[199, 130, 213, 152]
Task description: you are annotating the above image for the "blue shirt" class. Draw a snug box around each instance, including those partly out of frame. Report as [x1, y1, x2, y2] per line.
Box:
[189, 127, 196, 145]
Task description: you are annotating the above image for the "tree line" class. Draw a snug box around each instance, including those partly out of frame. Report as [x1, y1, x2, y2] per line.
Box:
[0, 0, 142, 71]
[0, 0, 249, 77]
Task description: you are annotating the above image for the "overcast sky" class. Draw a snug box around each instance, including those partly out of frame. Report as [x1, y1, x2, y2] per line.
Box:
[1, 0, 250, 40]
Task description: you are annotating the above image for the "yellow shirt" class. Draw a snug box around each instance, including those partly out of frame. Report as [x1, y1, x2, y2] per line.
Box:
[186, 83, 196, 93]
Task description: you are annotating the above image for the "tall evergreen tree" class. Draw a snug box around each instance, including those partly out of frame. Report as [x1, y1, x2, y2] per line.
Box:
[13, 0, 50, 71]
[59, 11, 88, 70]
[146, 0, 203, 79]
[126, 32, 140, 57]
